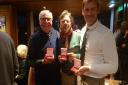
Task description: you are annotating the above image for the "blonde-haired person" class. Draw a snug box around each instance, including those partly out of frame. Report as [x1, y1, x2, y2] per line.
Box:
[17, 44, 28, 59]
[15, 44, 28, 85]
[58, 10, 81, 85]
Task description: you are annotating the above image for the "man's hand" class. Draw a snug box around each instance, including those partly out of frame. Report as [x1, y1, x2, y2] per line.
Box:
[67, 52, 77, 62]
[76, 65, 90, 76]
[121, 43, 126, 48]
[42, 55, 54, 64]
[58, 55, 67, 62]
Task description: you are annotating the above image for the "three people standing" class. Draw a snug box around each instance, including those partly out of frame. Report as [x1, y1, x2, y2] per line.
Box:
[26, 0, 118, 85]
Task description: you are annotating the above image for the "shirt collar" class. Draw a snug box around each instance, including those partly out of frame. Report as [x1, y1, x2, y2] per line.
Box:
[82, 19, 99, 31]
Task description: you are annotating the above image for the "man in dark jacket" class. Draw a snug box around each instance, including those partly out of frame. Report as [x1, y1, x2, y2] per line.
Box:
[0, 32, 19, 85]
[27, 9, 61, 85]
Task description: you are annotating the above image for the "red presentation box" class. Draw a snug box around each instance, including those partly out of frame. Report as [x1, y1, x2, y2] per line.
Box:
[60, 48, 67, 61]
[45, 48, 54, 60]
[71, 58, 81, 73]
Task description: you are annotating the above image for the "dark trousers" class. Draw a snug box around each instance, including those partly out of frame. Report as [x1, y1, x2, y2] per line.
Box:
[77, 76, 104, 85]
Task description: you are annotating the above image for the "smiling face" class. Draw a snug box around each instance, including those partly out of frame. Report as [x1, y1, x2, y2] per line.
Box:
[59, 10, 73, 34]
[39, 10, 53, 33]
[82, 0, 100, 26]
[60, 14, 72, 33]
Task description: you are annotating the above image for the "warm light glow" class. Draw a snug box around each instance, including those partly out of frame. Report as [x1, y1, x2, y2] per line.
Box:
[109, 3, 115, 8]
[108, 0, 115, 8]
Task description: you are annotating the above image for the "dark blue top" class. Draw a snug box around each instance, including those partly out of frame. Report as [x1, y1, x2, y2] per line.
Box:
[27, 27, 61, 85]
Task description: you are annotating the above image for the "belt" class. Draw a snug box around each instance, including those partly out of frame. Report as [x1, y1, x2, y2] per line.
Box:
[81, 75, 104, 80]
[80, 76, 104, 85]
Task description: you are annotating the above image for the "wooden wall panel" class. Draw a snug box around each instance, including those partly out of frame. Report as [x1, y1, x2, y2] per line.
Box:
[7, 0, 108, 16]
[0, 5, 18, 46]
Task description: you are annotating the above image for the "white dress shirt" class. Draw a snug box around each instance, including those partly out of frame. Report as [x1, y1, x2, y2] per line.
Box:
[80, 20, 118, 78]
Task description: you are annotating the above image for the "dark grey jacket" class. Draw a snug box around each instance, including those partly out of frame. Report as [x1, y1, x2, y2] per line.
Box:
[0, 32, 19, 85]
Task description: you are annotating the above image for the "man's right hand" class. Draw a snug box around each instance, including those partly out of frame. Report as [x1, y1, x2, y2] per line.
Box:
[58, 55, 67, 62]
[42, 55, 54, 64]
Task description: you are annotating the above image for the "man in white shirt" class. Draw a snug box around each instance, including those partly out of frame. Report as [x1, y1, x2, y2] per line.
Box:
[76, 0, 118, 85]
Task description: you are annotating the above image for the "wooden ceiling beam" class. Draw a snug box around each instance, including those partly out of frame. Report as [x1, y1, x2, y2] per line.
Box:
[0, 0, 109, 16]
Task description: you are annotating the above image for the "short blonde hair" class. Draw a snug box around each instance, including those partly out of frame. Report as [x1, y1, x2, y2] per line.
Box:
[17, 44, 28, 59]
[39, 10, 53, 20]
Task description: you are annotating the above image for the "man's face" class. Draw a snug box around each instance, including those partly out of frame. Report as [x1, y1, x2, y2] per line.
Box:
[82, 2, 99, 26]
[60, 15, 72, 33]
[39, 14, 52, 33]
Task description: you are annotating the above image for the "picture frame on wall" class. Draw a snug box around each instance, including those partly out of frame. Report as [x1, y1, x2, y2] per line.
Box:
[0, 16, 6, 32]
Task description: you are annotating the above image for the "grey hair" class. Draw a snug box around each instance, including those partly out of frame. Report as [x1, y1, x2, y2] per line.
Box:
[39, 10, 53, 20]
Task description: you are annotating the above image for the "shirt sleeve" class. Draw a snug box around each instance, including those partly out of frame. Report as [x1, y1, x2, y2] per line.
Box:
[90, 31, 118, 75]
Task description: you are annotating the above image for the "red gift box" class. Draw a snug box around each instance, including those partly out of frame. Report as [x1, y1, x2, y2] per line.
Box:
[71, 58, 81, 73]
[45, 48, 54, 60]
[60, 48, 67, 61]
